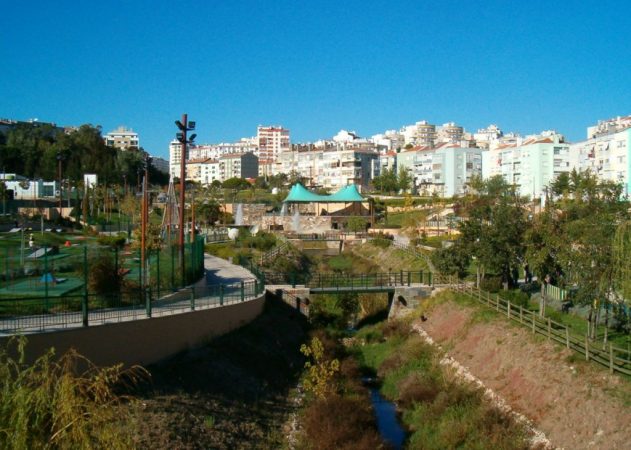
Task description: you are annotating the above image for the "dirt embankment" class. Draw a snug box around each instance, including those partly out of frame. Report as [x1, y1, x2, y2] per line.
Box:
[416, 295, 631, 450]
[130, 298, 309, 449]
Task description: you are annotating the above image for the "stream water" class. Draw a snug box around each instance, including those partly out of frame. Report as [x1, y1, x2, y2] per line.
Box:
[364, 379, 406, 449]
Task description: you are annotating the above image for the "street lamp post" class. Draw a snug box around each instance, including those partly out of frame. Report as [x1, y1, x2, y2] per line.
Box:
[56, 152, 64, 218]
[175, 115, 196, 283]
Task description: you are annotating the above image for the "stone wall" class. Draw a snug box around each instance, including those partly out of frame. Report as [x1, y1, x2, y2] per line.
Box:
[260, 215, 332, 233]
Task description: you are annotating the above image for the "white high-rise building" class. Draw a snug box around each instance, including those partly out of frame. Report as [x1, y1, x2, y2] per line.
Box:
[587, 115, 631, 139]
[104, 126, 139, 150]
[474, 124, 503, 149]
[570, 122, 631, 197]
[482, 132, 570, 199]
[432, 145, 483, 197]
[257, 126, 290, 163]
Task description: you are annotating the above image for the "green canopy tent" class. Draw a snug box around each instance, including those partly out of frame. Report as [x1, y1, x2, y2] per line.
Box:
[282, 183, 371, 224]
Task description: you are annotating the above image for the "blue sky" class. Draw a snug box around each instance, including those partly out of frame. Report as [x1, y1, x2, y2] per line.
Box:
[1, 0, 630, 158]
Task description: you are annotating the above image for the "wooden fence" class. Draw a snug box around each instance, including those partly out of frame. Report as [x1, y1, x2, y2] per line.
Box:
[450, 282, 631, 377]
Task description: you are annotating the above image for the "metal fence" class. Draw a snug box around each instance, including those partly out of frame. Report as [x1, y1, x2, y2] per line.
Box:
[307, 271, 433, 290]
[0, 278, 264, 334]
[450, 281, 631, 376]
[0, 236, 211, 334]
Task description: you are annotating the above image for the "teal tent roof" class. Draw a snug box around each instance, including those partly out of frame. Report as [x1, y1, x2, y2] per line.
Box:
[283, 183, 326, 202]
[327, 184, 365, 202]
[283, 183, 365, 203]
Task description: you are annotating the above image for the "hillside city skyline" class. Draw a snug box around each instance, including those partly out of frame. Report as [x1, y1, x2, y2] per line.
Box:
[2, 113, 629, 159]
[3, 1, 630, 158]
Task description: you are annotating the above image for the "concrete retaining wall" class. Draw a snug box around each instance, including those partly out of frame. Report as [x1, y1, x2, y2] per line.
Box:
[1, 294, 266, 368]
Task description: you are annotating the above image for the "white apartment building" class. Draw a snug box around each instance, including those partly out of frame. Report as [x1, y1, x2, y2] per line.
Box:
[275, 149, 322, 185]
[273, 146, 378, 190]
[569, 126, 631, 196]
[415, 148, 437, 192]
[190, 140, 257, 160]
[169, 140, 187, 179]
[317, 148, 378, 189]
[104, 126, 139, 150]
[378, 151, 397, 176]
[395, 146, 436, 191]
[432, 146, 483, 197]
[394, 143, 481, 196]
[587, 115, 631, 139]
[186, 158, 221, 185]
[169, 138, 259, 179]
[220, 153, 259, 180]
[482, 133, 570, 198]
[436, 122, 464, 144]
[474, 124, 503, 149]
[371, 130, 405, 151]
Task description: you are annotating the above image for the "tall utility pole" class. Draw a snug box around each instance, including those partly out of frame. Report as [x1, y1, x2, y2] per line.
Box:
[175, 115, 196, 283]
[178, 114, 188, 253]
[141, 172, 147, 287]
[57, 153, 64, 216]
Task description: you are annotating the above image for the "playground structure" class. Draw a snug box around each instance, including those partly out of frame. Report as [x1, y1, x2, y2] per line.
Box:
[0, 231, 206, 325]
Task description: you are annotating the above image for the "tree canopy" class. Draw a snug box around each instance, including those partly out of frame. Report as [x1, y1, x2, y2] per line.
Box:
[0, 123, 166, 186]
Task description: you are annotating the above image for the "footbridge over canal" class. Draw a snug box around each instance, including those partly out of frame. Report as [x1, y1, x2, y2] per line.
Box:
[267, 270, 440, 316]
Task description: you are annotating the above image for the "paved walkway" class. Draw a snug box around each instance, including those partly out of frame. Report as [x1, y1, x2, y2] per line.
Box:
[0, 254, 258, 336]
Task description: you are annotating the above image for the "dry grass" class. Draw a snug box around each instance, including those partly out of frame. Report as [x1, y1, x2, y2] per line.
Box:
[300, 394, 387, 450]
[0, 337, 146, 449]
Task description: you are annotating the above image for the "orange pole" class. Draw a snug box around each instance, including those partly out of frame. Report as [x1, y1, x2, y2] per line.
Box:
[141, 175, 147, 287]
[190, 191, 195, 244]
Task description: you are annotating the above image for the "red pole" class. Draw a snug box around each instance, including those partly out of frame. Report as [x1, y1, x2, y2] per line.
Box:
[191, 190, 195, 244]
[58, 158, 62, 216]
[179, 114, 187, 280]
[141, 174, 146, 287]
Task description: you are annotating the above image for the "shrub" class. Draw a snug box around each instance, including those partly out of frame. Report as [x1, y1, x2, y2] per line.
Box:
[479, 276, 503, 293]
[301, 394, 384, 450]
[0, 337, 145, 449]
[88, 254, 122, 296]
[97, 234, 126, 249]
[370, 236, 393, 249]
[300, 337, 340, 399]
[498, 289, 530, 308]
[519, 281, 541, 294]
[398, 372, 443, 407]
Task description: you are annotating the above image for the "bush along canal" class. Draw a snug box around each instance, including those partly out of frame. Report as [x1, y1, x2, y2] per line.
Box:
[284, 248, 532, 448]
[350, 314, 534, 450]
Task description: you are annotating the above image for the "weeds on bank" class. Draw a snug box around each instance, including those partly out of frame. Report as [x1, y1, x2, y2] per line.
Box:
[0, 337, 146, 449]
[296, 331, 387, 450]
[353, 319, 531, 450]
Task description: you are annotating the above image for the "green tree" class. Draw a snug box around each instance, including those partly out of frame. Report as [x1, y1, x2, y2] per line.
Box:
[222, 177, 251, 190]
[372, 167, 398, 194]
[526, 170, 628, 338]
[397, 167, 413, 193]
[458, 176, 528, 288]
[196, 199, 222, 227]
[346, 216, 367, 233]
[431, 242, 471, 278]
